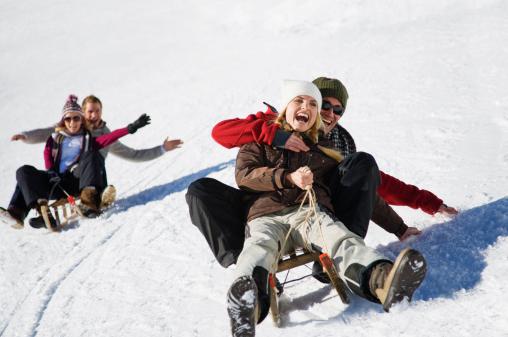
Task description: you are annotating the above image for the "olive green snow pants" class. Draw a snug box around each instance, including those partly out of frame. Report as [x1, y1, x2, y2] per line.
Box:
[235, 205, 387, 294]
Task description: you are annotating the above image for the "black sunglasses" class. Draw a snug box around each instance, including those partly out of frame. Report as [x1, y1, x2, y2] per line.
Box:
[322, 100, 344, 116]
[63, 116, 82, 123]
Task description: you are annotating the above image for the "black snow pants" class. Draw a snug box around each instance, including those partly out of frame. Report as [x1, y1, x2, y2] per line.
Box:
[8, 150, 107, 220]
[185, 151, 380, 267]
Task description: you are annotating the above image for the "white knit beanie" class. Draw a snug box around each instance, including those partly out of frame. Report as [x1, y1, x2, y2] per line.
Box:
[279, 80, 322, 113]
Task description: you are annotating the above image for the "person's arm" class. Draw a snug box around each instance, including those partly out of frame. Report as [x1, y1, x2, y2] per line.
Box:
[94, 114, 151, 150]
[235, 142, 292, 192]
[94, 128, 130, 149]
[212, 104, 282, 148]
[377, 171, 446, 215]
[107, 140, 165, 162]
[371, 195, 409, 238]
[12, 126, 55, 144]
[43, 137, 55, 170]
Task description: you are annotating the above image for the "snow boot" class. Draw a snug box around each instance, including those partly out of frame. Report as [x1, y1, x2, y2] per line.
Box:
[29, 200, 57, 230]
[370, 248, 427, 312]
[0, 207, 24, 229]
[80, 187, 100, 218]
[227, 276, 259, 337]
[100, 185, 116, 209]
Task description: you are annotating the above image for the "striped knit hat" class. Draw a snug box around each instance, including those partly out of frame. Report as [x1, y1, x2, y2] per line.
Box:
[62, 94, 82, 117]
[312, 77, 349, 110]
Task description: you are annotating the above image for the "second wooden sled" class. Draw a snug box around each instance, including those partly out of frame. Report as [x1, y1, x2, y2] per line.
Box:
[40, 196, 81, 232]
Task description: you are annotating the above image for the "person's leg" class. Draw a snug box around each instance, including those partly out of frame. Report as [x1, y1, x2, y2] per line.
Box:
[7, 184, 29, 222]
[302, 207, 426, 310]
[77, 150, 107, 192]
[292, 205, 387, 300]
[16, 165, 52, 208]
[76, 150, 107, 211]
[227, 210, 290, 336]
[329, 151, 380, 238]
[15, 165, 61, 228]
[186, 178, 254, 267]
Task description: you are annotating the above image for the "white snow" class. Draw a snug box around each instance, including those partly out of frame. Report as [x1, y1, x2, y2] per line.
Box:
[1, 0, 508, 336]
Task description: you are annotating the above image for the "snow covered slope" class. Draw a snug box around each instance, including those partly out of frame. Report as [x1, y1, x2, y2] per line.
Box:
[1, 0, 507, 336]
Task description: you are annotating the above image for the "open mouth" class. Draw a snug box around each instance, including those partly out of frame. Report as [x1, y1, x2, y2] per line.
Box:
[295, 112, 309, 123]
[322, 118, 332, 126]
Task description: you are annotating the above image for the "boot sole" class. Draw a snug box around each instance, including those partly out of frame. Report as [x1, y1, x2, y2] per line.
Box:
[376, 248, 427, 312]
[227, 276, 258, 337]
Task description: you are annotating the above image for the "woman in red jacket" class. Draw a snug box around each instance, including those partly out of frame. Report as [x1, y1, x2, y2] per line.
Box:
[0, 95, 150, 229]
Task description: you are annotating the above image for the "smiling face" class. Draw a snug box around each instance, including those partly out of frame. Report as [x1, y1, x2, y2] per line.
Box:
[63, 112, 83, 134]
[83, 101, 103, 129]
[285, 95, 319, 132]
[320, 96, 343, 134]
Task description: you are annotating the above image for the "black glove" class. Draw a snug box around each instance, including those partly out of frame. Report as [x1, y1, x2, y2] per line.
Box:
[127, 114, 151, 134]
[47, 170, 61, 184]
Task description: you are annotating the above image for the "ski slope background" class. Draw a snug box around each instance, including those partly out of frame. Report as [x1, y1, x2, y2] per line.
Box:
[1, 0, 508, 336]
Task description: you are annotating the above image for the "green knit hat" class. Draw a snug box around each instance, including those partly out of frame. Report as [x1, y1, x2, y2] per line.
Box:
[312, 77, 349, 110]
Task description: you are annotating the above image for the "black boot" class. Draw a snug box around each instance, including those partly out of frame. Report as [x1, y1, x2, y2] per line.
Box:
[227, 276, 258, 337]
[29, 200, 57, 229]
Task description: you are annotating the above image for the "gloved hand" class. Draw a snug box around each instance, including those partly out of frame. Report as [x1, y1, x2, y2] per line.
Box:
[127, 114, 151, 134]
[47, 170, 61, 184]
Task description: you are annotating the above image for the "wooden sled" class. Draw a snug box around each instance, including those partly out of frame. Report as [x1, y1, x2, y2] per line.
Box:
[269, 249, 350, 327]
[40, 196, 81, 232]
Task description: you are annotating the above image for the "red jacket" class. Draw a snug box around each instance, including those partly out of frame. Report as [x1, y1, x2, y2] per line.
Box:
[212, 104, 443, 215]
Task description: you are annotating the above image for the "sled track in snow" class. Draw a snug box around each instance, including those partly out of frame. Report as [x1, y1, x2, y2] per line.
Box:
[1, 224, 125, 337]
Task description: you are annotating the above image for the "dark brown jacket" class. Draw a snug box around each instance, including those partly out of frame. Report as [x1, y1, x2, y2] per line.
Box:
[236, 138, 338, 221]
[235, 136, 407, 237]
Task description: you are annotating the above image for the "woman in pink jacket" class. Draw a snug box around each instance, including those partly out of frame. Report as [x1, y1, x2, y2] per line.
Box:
[0, 95, 150, 229]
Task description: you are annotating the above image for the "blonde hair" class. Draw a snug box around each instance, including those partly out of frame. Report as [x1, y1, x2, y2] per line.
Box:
[274, 108, 322, 144]
[82, 95, 102, 111]
[274, 106, 344, 163]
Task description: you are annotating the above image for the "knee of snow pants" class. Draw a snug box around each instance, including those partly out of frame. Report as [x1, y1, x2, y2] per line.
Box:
[15, 165, 51, 208]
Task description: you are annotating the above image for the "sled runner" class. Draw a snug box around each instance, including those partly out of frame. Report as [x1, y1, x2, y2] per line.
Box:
[38, 185, 116, 231]
[268, 248, 350, 327]
[39, 196, 81, 231]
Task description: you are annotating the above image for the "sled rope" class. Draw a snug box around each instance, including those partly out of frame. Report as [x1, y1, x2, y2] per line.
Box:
[271, 185, 330, 274]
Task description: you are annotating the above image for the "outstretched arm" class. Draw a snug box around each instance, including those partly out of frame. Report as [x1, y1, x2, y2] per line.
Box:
[378, 171, 457, 215]
[94, 114, 151, 150]
[370, 195, 423, 241]
[12, 126, 55, 144]
[212, 103, 310, 151]
[212, 110, 278, 149]
[106, 139, 180, 162]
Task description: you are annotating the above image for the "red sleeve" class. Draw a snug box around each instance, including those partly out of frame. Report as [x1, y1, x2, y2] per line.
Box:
[211, 105, 279, 148]
[93, 127, 129, 149]
[43, 137, 54, 170]
[378, 171, 443, 215]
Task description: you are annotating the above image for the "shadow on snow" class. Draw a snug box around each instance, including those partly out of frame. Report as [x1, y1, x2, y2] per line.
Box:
[110, 159, 235, 213]
[285, 197, 508, 323]
[378, 196, 508, 301]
